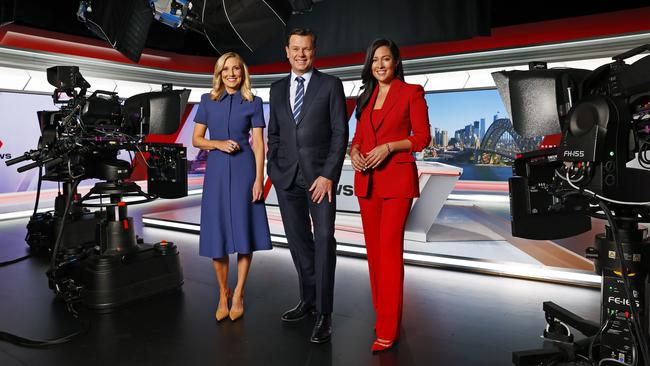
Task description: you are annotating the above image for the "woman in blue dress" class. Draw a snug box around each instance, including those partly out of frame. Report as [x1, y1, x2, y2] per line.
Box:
[192, 52, 272, 322]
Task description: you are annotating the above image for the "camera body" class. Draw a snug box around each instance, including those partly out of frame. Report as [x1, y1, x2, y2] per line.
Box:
[7, 66, 190, 310]
[494, 52, 650, 240]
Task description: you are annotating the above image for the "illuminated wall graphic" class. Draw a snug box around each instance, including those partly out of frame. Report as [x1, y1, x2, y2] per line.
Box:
[0, 92, 62, 193]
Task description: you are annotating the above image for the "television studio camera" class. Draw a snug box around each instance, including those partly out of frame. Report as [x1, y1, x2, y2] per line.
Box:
[5, 66, 189, 312]
[493, 45, 650, 366]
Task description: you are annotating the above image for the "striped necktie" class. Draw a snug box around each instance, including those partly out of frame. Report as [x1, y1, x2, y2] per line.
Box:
[293, 76, 305, 122]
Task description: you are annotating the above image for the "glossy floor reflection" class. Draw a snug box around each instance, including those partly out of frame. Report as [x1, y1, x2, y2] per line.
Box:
[0, 198, 600, 366]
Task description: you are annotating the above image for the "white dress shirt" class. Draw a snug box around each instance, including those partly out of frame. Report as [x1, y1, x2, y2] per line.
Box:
[289, 69, 314, 112]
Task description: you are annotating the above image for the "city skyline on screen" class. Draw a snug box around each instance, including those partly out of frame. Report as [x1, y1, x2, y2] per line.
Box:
[345, 88, 510, 142]
[425, 89, 509, 135]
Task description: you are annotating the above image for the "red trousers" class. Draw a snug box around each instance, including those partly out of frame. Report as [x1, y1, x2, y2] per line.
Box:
[358, 192, 413, 341]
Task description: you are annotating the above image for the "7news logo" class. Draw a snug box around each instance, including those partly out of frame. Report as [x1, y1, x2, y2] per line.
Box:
[0, 140, 12, 160]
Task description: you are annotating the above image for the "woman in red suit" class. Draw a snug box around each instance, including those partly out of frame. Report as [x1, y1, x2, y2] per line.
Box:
[350, 39, 431, 352]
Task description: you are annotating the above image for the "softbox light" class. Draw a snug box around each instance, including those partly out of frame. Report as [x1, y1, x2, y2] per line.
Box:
[79, 0, 153, 62]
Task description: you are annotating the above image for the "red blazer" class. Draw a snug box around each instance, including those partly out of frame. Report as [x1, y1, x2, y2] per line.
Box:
[352, 79, 431, 198]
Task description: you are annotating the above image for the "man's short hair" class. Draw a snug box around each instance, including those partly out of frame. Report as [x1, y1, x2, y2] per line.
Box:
[286, 28, 317, 48]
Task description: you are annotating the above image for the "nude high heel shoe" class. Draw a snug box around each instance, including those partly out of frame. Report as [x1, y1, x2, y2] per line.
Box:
[229, 293, 245, 321]
[215, 289, 231, 322]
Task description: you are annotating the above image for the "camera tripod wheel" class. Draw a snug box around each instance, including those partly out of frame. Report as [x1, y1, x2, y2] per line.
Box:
[544, 320, 573, 343]
[513, 302, 600, 366]
[513, 336, 596, 366]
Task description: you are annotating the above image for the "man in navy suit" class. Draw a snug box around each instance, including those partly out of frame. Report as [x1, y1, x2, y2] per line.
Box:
[267, 28, 348, 344]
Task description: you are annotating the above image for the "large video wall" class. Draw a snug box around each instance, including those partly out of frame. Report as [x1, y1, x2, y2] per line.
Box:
[347, 88, 517, 182]
[423, 89, 513, 182]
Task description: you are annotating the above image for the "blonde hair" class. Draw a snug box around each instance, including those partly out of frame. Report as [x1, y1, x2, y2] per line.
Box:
[210, 52, 254, 102]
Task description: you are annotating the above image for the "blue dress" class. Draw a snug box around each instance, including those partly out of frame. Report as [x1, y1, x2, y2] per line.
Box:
[194, 91, 272, 258]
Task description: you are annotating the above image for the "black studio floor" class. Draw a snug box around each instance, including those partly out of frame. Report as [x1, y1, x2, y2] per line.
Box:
[0, 197, 601, 366]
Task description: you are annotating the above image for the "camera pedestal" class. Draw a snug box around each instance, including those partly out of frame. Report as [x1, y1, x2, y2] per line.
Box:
[80, 180, 183, 311]
[513, 218, 650, 366]
[43, 178, 184, 312]
[3, 66, 190, 315]
[79, 241, 183, 312]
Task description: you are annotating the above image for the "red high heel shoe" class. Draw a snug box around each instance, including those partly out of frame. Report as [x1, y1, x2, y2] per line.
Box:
[371, 338, 395, 353]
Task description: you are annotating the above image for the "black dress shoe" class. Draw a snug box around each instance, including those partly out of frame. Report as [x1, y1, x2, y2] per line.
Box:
[310, 314, 332, 344]
[281, 301, 315, 322]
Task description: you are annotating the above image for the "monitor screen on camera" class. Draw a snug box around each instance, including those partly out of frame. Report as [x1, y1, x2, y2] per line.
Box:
[124, 89, 190, 136]
[493, 69, 589, 138]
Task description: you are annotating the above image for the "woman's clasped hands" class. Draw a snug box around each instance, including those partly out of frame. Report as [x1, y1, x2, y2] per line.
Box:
[351, 143, 391, 172]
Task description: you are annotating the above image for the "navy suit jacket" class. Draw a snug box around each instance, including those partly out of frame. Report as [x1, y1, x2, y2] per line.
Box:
[267, 69, 348, 190]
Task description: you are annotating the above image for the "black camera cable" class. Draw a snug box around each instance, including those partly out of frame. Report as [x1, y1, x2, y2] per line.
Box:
[0, 179, 91, 347]
[33, 166, 43, 217]
[638, 142, 650, 169]
[0, 313, 89, 348]
[597, 201, 650, 366]
[0, 253, 32, 267]
[588, 315, 618, 365]
[48, 179, 80, 274]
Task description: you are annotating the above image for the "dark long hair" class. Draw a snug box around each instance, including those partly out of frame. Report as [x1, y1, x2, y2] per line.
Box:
[355, 39, 404, 120]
